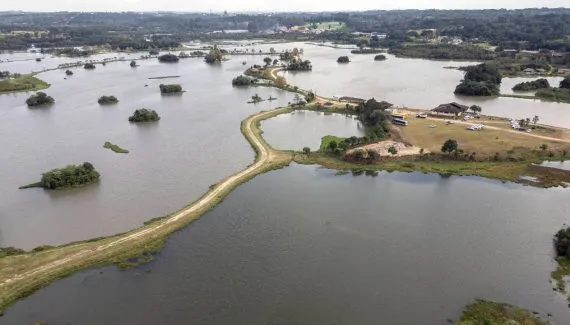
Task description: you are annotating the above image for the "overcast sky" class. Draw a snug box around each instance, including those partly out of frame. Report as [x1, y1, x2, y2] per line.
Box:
[3, 0, 569, 12]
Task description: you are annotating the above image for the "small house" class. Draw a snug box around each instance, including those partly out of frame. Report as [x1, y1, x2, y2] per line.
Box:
[431, 102, 469, 116]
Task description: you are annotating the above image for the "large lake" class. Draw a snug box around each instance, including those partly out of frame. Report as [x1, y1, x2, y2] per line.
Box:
[2, 164, 569, 325]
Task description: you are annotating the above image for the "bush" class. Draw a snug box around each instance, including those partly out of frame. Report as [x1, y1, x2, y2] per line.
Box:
[159, 84, 183, 94]
[158, 54, 179, 63]
[129, 108, 160, 122]
[337, 56, 350, 63]
[232, 75, 255, 86]
[555, 227, 570, 258]
[84, 63, 96, 69]
[374, 54, 387, 61]
[130, 60, 137, 67]
[97, 95, 119, 105]
[65, 69, 73, 75]
[40, 162, 100, 190]
[26, 92, 54, 107]
[302, 147, 311, 154]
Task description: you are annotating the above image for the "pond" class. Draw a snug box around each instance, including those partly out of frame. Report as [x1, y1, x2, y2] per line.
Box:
[2, 164, 569, 325]
[261, 110, 366, 151]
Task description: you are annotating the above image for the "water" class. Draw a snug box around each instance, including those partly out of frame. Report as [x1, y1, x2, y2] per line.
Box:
[261, 110, 366, 150]
[539, 161, 570, 171]
[278, 47, 570, 128]
[0, 54, 295, 249]
[3, 164, 569, 325]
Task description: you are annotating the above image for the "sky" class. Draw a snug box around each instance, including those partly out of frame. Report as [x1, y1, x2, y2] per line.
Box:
[2, 0, 569, 12]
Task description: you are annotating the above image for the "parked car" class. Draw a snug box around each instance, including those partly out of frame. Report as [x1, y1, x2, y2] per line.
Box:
[416, 113, 427, 118]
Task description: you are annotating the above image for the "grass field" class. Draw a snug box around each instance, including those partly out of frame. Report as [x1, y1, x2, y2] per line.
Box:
[0, 75, 50, 94]
[401, 118, 570, 157]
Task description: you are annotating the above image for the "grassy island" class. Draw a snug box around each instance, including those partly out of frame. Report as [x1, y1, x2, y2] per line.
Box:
[129, 108, 160, 122]
[97, 95, 119, 105]
[454, 299, 549, 325]
[19, 162, 100, 190]
[103, 141, 129, 154]
[25, 92, 54, 107]
[0, 74, 50, 94]
[159, 84, 183, 94]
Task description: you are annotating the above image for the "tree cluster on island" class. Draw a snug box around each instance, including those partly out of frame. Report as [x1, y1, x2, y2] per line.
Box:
[454, 63, 502, 96]
[337, 56, 350, 63]
[204, 46, 225, 64]
[26, 92, 54, 107]
[555, 227, 570, 259]
[97, 95, 119, 105]
[20, 162, 100, 190]
[65, 69, 73, 76]
[535, 77, 570, 102]
[232, 75, 256, 86]
[512, 78, 550, 91]
[357, 98, 393, 128]
[84, 63, 96, 70]
[374, 54, 387, 61]
[159, 84, 183, 94]
[129, 108, 160, 122]
[130, 60, 138, 67]
[158, 53, 180, 63]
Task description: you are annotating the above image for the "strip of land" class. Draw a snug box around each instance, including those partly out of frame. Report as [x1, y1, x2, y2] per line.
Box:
[0, 74, 50, 94]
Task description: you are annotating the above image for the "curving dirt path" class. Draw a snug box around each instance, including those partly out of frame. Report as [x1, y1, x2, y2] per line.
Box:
[0, 107, 293, 313]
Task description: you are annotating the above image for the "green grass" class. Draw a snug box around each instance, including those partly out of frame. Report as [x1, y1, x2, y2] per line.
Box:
[103, 142, 129, 154]
[454, 299, 549, 325]
[552, 257, 570, 295]
[319, 135, 346, 152]
[0, 74, 50, 94]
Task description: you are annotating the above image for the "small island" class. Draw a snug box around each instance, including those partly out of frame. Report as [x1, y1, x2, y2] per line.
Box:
[374, 54, 387, 61]
[19, 162, 100, 190]
[337, 56, 350, 63]
[84, 63, 96, 70]
[0, 73, 50, 94]
[129, 108, 160, 122]
[26, 92, 55, 107]
[130, 60, 138, 68]
[97, 95, 119, 105]
[454, 63, 501, 96]
[247, 94, 264, 104]
[512, 78, 550, 91]
[65, 70, 73, 76]
[204, 46, 225, 64]
[158, 54, 179, 63]
[454, 299, 549, 325]
[159, 84, 183, 94]
[103, 141, 129, 154]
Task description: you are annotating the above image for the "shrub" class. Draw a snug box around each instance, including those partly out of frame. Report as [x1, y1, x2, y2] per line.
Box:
[65, 69, 73, 75]
[555, 227, 570, 258]
[97, 95, 119, 105]
[159, 84, 183, 94]
[84, 63, 96, 69]
[232, 75, 255, 86]
[129, 108, 160, 122]
[374, 54, 387, 61]
[26, 92, 54, 107]
[337, 56, 350, 63]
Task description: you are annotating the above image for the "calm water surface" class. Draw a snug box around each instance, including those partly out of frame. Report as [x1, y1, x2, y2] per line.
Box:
[0, 54, 295, 248]
[261, 110, 366, 150]
[2, 164, 569, 325]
